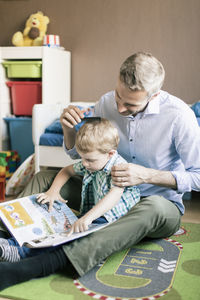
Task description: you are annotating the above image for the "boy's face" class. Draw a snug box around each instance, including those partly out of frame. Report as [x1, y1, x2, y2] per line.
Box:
[77, 150, 113, 172]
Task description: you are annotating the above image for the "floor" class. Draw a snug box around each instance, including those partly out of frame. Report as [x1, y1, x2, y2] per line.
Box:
[182, 191, 200, 224]
[0, 192, 199, 300]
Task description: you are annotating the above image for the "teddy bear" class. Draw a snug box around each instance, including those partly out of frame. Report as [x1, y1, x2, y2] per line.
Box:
[12, 11, 49, 46]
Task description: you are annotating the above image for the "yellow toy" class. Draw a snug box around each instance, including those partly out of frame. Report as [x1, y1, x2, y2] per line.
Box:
[12, 11, 50, 47]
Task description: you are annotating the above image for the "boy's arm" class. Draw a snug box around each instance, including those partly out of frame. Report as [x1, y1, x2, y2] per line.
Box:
[84, 186, 124, 222]
[48, 164, 75, 194]
[37, 164, 76, 211]
[68, 186, 124, 234]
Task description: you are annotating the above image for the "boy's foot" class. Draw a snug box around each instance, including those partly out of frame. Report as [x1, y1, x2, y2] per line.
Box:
[0, 238, 10, 246]
[0, 239, 20, 262]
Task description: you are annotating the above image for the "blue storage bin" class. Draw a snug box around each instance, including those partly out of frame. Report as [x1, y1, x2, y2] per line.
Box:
[4, 117, 34, 163]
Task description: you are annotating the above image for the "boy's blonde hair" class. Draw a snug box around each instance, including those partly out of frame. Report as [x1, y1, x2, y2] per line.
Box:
[75, 118, 119, 154]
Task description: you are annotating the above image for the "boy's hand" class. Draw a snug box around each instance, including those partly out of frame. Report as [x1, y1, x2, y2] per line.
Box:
[67, 215, 92, 236]
[37, 192, 67, 212]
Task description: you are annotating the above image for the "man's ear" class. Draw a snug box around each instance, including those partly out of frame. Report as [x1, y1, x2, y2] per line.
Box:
[108, 149, 116, 158]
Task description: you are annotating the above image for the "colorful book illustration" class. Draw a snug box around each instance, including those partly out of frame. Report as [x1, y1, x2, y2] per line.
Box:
[0, 195, 108, 248]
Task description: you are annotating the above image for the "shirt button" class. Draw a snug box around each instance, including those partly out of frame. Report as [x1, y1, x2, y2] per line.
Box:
[132, 156, 135, 159]
[130, 139, 133, 142]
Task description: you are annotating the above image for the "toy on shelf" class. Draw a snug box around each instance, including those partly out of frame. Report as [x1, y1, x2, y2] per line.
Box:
[43, 34, 60, 47]
[0, 151, 20, 180]
[0, 151, 20, 201]
[12, 11, 49, 47]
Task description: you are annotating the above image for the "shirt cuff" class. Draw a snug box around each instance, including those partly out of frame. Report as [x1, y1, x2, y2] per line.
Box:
[171, 171, 191, 193]
[63, 142, 80, 159]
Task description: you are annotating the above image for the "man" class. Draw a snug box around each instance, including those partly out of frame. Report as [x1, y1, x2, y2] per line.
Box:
[0, 52, 199, 290]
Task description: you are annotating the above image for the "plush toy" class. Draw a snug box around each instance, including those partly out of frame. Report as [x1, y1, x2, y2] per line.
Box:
[12, 11, 49, 46]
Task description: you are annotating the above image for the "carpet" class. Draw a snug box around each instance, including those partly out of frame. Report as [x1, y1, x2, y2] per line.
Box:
[0, 222, 199, 300]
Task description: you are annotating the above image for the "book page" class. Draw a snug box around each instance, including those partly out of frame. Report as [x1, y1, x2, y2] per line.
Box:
[27, 222, 108, 248]
[0, 194, 110, 248]
[0, 195, 78, 246]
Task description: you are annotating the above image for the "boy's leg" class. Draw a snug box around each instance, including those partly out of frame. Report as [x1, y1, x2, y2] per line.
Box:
[0, 238, 20, 262]
[0, 237, 55, 261]
[0, 247, 70, 291]
[0, 230, 10, 239]
[63, 195, 181, 276]
[18, 170, 82, 211]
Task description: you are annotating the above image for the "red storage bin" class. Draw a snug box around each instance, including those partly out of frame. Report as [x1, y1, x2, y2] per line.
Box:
[6, 81, 42, 116]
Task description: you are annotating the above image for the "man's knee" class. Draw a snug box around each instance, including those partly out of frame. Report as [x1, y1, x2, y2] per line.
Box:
[141, 195, 181, 238]
[18, 170, 58, 197]
[35, 170, 58, 183]
[140, 196, 168, 218]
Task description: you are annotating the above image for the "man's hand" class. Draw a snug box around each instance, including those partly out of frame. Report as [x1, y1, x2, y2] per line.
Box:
[111, 163, 177, 189]
[67, 215, 93, 236]
[60, 105, 89, 129]
[60, 105, 92, 149]
[111, 163, 148, 187]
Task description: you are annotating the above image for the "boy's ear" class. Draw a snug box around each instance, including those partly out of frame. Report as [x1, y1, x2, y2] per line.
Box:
[108, 149, 116, 157]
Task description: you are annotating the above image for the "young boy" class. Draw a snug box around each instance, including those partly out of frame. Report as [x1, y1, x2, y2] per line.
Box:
[0, 119, 140, 262]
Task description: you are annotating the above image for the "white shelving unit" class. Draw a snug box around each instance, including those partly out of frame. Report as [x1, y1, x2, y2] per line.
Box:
[0, 46, 71, 150]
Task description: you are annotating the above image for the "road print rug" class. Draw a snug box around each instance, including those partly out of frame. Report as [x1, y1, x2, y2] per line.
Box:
[0, 222, 200, 300]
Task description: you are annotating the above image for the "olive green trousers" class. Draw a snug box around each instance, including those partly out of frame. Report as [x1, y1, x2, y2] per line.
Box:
[18, 170, 181, 276]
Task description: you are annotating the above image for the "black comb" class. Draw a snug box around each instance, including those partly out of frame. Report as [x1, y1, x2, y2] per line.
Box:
[82, 117, 101, 121]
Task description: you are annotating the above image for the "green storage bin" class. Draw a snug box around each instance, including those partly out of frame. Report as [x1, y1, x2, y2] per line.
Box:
[2, 60, 42, 78]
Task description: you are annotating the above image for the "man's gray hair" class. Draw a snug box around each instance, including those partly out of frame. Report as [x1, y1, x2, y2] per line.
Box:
[120, 52, 165, 96]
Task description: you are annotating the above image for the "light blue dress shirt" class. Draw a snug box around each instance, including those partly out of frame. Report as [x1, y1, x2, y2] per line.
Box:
[66, 90, 200, 215]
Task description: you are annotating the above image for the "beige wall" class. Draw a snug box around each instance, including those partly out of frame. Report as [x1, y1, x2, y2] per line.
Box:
[0, 0, 200, 104]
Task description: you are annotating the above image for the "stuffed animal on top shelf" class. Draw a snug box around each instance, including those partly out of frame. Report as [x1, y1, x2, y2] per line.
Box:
[12, 11, 50, 46]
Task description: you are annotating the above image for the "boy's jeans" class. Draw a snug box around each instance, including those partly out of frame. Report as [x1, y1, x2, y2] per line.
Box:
[7, 237, 55, 259]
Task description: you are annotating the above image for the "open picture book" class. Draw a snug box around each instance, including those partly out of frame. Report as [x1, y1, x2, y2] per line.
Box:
[0, 195, 109, 248]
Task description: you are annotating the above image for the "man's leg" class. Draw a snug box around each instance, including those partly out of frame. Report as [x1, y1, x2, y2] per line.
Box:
[18, 170, 82, 211]
[63, 195, 181, 276]
[18, 170, 57, 198]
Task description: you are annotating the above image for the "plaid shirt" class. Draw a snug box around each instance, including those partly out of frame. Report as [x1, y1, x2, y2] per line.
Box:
[73, 152, 140, 222]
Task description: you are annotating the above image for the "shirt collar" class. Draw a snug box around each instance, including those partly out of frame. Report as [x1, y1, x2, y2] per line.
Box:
[143, 93, 160, 115]
[84, 151, 118, 177]
[103, 151, 119, 174]
[112, 90, 160, 118]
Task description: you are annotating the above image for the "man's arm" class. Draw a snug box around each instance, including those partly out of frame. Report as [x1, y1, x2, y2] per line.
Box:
[112, 109, 200, 192]
[111, 163, 177, 189]
[67, 186, 124, 235]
